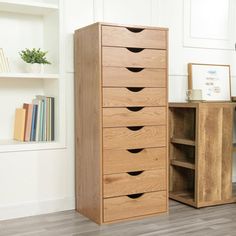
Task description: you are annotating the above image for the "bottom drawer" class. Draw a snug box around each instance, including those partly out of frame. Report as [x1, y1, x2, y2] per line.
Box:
[103, 191, 167, 222]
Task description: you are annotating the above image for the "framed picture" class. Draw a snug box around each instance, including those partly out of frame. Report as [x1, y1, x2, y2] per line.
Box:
[188, 63, 231, 101]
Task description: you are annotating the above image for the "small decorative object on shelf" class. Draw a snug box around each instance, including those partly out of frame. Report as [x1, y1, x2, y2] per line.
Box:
[188, 63, 231, 102]
[19, 48, 51, 73]
[13, 95, 55, 142]
[0, 48, 10, 72]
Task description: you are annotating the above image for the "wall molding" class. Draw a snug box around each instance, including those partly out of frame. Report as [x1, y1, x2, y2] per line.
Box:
[183, 0, 235, 50]
[93, 0, 160, 26]
[0, 197, 75, 221]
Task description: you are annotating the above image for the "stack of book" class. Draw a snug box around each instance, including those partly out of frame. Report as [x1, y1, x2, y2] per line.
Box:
[0, 48, 10, 72]
[13, 96, 55, 142]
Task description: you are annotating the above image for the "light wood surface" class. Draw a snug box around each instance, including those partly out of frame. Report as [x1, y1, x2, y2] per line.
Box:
[103, 126, 166, 149]
[103, 191, 167, 222]
[74, 23, 102, 224]
[103, 107, 166, 127]
[169, 102, 236, 208]
[171, 160, 195, 170]
[102, 25, 167, 49]
[103, 147, 166, 174]
[198, 103, 233, 204]
[102, 67, 166, 88]
[75, 22, 168, 224]
[103, 169, 166, 198]
[102, 47, 166, 68]
[103, 88, 166, 107]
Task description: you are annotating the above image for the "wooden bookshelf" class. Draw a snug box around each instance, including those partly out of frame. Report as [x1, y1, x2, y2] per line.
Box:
[169, 102, 236, 208]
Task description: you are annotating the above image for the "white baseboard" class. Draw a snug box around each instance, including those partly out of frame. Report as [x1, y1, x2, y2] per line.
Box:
[0, 197, 75, 221]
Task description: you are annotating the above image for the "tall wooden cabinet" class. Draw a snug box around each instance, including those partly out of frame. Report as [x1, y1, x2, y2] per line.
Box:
[74, 22, 168, 224]
[169, 102, 236, 208]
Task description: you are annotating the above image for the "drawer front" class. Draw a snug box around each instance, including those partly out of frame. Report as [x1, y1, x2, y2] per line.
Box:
[103, 107, 166, 127]
[102, 26, 167, 49]
[103, 47, 166, 68]
[103, 67, 166, 88]
[103, 169, 166, 198]
[103, 126, 166, 149]
[103, 88, 166, 107]
[103, 191, 167, 222]
[103, 147, 166, 174]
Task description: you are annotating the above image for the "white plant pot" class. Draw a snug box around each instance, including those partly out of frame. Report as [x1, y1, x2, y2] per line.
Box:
[26, 63, 44, 73]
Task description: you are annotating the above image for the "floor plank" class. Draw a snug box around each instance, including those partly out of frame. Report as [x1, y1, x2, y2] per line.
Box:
[0, 201, 236, 236]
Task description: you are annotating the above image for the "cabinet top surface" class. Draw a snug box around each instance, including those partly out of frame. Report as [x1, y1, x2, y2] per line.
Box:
[169, 102, 236, 108]
[75, 22, 169, 32]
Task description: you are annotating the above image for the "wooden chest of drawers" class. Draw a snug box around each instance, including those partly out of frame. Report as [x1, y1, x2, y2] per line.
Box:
[74, 22, 168, 224]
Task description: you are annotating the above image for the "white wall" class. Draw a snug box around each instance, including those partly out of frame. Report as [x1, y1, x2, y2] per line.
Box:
[0, 0, 235, 220]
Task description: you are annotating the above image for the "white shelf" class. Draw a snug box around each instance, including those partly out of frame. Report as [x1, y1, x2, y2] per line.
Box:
[0, 73, 60, 80]
[0, 0, 58, 15]
[0, 139, 66, 153]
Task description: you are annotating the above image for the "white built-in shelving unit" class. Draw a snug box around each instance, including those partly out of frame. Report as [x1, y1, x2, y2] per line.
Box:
[0, 0, 66, 152]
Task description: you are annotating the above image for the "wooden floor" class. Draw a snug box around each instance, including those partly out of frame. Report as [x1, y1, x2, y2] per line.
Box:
[0, 200, 236, 236]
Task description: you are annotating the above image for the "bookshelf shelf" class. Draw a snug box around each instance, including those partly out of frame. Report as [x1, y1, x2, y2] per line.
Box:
[171, 160, 195, 170]
[170, 138, 195, 146]
[0, 139, 65, 153]
[0, 73, 60, 80]
[0, 0, 58, 15]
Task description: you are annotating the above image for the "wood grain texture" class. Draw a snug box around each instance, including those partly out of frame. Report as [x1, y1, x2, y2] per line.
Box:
[103, 169, 166, 198]
[102, 47, 166, 68]
[74, 23, 102, 224]
[198, 103, 233, 204]
[103, 107, 166, 127]
[103, 126, 166, 149]
[102, 25, 167, 49]
[103, 191, 167, 222]
[103, 88, 166, 107]
[103, 147, 166, 174]
[102, 67, 166, 88]
[169, 102, 236, 208]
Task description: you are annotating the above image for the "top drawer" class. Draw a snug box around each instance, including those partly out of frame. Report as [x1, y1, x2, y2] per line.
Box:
[102, 26, 167, 49]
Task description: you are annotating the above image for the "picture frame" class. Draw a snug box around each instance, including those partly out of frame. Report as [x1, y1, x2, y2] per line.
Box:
[188, 63, 231, 101]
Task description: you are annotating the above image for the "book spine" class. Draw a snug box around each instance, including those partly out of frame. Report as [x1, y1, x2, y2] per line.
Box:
[51, 97, 55, 141]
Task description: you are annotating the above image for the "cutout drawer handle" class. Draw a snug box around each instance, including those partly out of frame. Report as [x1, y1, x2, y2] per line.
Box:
[127, 148, 144, 153]
[127, 193, 144, 199]
[127, 87, 144, 92]
[126, 107, 144, 112]
[127, 171, 144, 176]
[126, 27, 144, 33]
[127, 126, 144, 131]
[126, 67, 144, 73]
[126, 47, 144, 53]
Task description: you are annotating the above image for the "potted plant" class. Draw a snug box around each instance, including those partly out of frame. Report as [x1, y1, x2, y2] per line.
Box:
[19, 48, 51, 73]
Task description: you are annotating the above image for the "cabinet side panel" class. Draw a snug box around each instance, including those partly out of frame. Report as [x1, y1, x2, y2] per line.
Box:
[198, 104, 233, 203]
[74, 24, 102, 224]
[221, 106, 233, 200]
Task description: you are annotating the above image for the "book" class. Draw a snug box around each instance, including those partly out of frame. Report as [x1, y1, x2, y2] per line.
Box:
[33, 98, 41, 142]
[46, 97, 50, 141]
[30, 104, 38, 141]
[36, 95, 47, 141]
[0, 48, 9, 72]
[13, 108, 26, 141]
[50, 97, 55, 141]
[23, 103, 33, 141]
